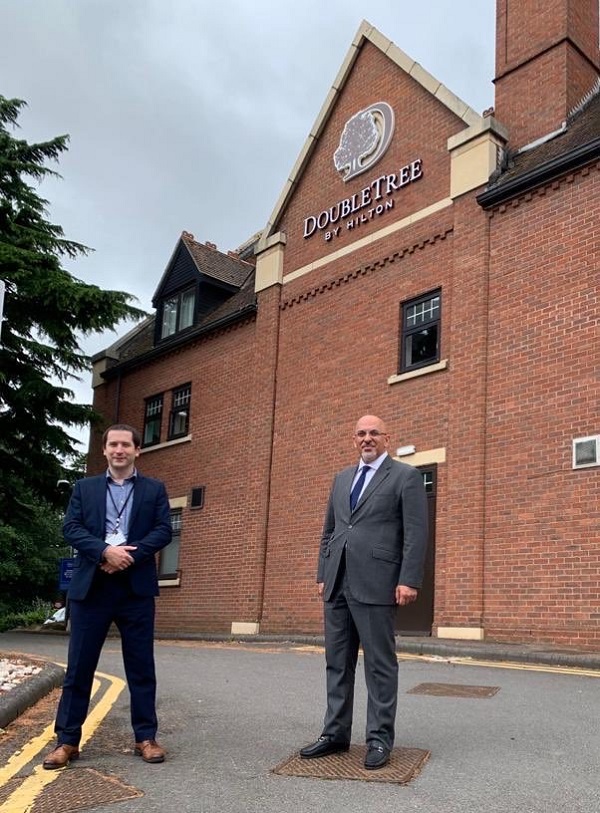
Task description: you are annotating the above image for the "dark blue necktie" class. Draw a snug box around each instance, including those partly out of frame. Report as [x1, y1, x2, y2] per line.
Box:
[350, 465, 370, 511]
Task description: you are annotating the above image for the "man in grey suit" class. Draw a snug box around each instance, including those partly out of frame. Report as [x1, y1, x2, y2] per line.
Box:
[300, 414, 428, 769]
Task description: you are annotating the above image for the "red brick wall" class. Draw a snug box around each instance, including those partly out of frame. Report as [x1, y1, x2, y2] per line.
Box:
[259, 40, 494, 633]
[87, 20, 600, 650]
[260, 217, 458, 632]
[435, 193, 491, 631]
[277, 42, 468, 275]
[483, 163, 600, 648]
[92, 317, 281, 633]
[495, 0, 600, 149]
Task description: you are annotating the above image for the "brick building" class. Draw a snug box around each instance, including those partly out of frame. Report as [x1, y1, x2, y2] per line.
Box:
[91, 1, 600, 648]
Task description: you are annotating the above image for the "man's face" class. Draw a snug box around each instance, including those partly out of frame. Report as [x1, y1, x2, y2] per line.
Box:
[353, 416, 389, 463]
[103, 430, 140, 473]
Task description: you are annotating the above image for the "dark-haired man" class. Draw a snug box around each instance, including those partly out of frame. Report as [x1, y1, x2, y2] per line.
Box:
[43, 424, 172, 769]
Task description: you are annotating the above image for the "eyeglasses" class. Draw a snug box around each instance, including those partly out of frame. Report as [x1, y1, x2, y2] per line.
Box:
[354, 430, 388, 438]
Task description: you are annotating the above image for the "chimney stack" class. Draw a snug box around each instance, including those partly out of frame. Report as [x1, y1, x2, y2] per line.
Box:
[494, 0, 600, 150]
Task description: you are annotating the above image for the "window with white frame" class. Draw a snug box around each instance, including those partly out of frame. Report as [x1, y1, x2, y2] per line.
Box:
[160, 287, 196, 339]
[168, 384, 191, 439]
[142, 394, 163, 447]
[159, 509, 182, 579]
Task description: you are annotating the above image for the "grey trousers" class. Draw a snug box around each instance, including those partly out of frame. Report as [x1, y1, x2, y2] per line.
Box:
[321, 569, 398, 750]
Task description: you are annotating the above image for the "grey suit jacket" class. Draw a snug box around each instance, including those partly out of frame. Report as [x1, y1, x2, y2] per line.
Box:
[317, 454, 428, 604]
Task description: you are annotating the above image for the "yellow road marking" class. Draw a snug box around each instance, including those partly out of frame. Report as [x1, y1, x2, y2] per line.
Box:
[397, 652, 600, 678]
[0, 677, 100, 787]
[0, 670, 125, 813]
[159, 639, 600, 678]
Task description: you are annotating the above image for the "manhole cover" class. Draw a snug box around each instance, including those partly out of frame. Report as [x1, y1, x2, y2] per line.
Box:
[407, 682, 500, 698]
[28, 768, 142, 813]
[272, 744, 430, 784]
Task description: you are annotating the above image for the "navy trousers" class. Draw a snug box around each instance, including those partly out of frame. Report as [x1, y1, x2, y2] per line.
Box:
[55, 573, 158, 746]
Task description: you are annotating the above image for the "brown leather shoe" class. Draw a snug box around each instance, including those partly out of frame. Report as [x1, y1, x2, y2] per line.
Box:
[42, 744, 80, 770]
[134, 739, 165, 763]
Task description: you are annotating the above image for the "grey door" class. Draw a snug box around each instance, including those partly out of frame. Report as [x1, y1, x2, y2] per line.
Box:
[395, 465, 436, 635]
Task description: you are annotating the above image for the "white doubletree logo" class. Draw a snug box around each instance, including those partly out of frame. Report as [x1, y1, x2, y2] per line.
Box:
[333, 102, 395, 182]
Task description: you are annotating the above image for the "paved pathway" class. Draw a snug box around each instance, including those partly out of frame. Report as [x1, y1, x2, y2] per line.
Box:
[1, 631, 599, 813]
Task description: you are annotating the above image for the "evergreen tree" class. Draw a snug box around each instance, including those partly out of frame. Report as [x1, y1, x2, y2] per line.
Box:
[0, 95, 144, 605]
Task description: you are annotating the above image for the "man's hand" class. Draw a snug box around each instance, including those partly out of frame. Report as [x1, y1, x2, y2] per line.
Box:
[317, 582, 325, 598]
[395, 585, 417, 605]
[100, 545, 137, 574]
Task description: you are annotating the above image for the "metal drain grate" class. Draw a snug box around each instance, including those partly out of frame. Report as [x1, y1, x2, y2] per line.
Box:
[0, 776, 21, 806]
[273, 744, 430, 784]
[407, 682, 500, 698]
[32, 768, 142, 813]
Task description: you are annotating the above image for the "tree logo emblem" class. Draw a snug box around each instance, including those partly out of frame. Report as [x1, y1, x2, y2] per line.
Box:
[333, 102, 395, 182]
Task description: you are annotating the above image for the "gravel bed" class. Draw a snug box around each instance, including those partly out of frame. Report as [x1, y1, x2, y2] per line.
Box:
[0, 658, 42, 693]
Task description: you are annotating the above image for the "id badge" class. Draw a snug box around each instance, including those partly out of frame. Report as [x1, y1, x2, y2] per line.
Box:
[105, 530, 128, 546]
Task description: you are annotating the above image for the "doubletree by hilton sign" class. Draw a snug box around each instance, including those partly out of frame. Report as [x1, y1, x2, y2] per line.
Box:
[303, 102, 423, 241]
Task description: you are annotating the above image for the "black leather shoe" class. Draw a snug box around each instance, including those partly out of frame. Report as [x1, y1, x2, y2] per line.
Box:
[364, 744, 390, 770]
[300, 736, 350, 759]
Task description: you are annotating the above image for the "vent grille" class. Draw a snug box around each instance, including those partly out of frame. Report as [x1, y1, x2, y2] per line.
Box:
[573, 436, 600, 469]
[190, 487, 205, 508]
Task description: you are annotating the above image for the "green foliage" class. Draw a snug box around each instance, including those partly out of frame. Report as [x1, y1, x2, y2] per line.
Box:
[0, 95, 144, 514]
[0, 95, 145, 604]
[0, 486, 70, 606]
[0, 598, 50, 632]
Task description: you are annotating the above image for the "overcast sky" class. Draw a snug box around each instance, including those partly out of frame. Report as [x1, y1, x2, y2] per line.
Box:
[2, 1, 496, 447]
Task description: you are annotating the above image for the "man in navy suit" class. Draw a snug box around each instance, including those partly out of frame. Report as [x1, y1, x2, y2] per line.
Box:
[43, 424, 172, 769]
[300, 415, 428, 770]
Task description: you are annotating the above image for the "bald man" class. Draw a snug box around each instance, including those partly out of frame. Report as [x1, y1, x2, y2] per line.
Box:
[300, 415, 428, 769]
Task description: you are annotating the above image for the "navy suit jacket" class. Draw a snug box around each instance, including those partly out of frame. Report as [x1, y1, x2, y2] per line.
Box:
[64, 472, 172, 600]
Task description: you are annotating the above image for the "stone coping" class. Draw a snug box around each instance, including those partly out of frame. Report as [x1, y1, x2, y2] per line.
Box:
[0, 653, 64, 729]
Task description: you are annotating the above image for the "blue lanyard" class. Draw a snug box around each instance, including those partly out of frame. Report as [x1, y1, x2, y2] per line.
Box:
[106, 482, 134, 532]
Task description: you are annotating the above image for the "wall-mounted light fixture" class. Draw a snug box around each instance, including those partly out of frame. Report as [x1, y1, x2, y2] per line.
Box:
[396, 445, 416, 457]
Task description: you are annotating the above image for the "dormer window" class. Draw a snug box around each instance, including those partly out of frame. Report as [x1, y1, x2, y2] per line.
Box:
[151, 232, 253, 348]
[161, 287, 195, 339]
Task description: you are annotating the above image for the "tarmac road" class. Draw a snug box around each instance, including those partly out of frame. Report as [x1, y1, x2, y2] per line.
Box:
[1, 631, 599, 813]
